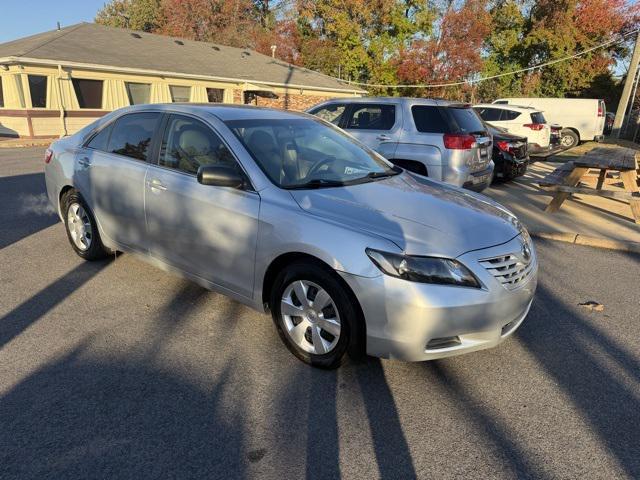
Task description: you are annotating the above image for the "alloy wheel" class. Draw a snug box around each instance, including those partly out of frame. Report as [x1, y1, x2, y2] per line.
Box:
[67, 203, 93, 251]
[280, 280, 341, 355]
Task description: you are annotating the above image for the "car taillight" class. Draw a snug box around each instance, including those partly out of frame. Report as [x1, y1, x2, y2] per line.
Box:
[523, 123, 545, 131]
[598, 103, 604, 117]
[44, 148, 53, 164]
[496, 140, 510, 152]
[443, 133, 476, 150]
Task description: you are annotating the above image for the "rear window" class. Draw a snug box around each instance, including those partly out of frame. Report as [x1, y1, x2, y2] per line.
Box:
[446, 107, 486, 134]
[412, 106, 447, 133]
[530, 112, 546, 124]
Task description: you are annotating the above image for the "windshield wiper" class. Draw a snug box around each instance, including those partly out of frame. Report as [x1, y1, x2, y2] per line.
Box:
[285, 179, 345, 190]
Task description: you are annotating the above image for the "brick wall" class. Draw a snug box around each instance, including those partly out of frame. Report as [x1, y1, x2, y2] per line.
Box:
[254, 93, 333, 111]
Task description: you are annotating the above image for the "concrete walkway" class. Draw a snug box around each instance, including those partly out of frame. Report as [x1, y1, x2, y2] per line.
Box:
[484, 142, 640, 251]
[0, 137, 55, 148]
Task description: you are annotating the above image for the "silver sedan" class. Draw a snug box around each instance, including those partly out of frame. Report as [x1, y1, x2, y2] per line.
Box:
[44, 104, 537, 368]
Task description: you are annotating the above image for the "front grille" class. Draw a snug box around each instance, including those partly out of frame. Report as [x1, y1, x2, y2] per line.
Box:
[479, 252, 535, 290]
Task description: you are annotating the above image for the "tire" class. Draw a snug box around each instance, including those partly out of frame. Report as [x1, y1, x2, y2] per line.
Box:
[560, 129, 579, 149]
[62, 190, 110, 261]
[270, 261, 363, 369]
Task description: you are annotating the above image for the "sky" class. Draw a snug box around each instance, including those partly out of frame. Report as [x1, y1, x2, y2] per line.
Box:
[0, 0, 106, 43]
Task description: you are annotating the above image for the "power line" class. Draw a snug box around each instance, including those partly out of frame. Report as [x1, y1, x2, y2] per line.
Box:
[342, 29, 639, 89]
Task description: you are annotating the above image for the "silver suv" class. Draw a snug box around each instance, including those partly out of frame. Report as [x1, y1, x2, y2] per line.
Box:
[308, 97, 494, 191]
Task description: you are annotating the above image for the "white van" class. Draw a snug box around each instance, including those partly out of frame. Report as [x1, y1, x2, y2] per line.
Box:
[493, 98, 606, 148]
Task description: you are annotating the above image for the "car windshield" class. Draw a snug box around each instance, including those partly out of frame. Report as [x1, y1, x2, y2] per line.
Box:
[225, 117, 398, 188]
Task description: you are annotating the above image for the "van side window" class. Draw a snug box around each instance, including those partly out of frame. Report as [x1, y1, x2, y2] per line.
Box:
[311, 104, 347, 126]
[346, 104, 396, 130]
[411, 106, 447, 133]
[108, 112, 161, 161]
[159, 114, 241, 176]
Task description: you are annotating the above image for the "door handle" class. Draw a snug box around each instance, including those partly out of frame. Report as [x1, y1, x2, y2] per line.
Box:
[376, 134, 391, 141]
[147, 179, 167, 192]
[78, 157, 91, 168]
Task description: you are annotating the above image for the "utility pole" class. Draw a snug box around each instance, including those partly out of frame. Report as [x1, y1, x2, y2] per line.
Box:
[613, 31, 640, 138]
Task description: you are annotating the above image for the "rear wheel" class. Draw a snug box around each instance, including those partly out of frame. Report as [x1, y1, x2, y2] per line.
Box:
[62, 190, 110, 261]
[270, 262, 362, 369]
[560, 129, 579, 149]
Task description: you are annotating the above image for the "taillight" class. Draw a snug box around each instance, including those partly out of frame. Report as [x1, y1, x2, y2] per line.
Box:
[44, 148, 53, 164]
[597, 102, 604, 117]
[523, 123, 544, 131]
[496, 140, 510, 152]
[443, 133, 476, 150]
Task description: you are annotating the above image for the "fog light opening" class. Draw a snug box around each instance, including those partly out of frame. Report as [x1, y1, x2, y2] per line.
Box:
[426, 336, 461, 350]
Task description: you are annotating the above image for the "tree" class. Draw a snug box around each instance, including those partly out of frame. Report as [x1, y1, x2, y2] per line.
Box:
[96, 0, 162, 32]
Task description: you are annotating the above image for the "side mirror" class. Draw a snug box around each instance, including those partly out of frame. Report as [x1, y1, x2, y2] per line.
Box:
[197, 165, 244, 188]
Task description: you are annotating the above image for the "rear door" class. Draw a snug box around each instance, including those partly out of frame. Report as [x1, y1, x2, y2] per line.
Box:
[445, 106, 492, 172]
[74, 112, 161, 250]
[342, 103, 400, 159]
[144, 113, 260, 298]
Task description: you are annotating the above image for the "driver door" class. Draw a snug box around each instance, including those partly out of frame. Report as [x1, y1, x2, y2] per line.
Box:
[144, 113, 260, 298]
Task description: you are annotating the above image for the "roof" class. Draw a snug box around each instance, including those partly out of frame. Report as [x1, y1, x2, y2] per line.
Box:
[0, 23, 365, 94]
[474, 103, 540, 112]
[309, 96, 468, 107]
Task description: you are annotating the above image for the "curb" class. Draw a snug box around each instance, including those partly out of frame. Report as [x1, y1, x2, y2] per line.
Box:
[0, 141, 53, 149]
[531, 231, 640, 253]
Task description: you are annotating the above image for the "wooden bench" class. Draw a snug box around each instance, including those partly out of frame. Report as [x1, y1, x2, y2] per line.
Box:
[538, 147, 640, 223]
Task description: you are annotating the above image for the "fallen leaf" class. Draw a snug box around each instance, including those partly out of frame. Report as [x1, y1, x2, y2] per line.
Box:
[578, 301, 604, 312]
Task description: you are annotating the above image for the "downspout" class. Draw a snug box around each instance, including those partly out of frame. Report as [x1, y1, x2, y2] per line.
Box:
[56, 65, 67, 137]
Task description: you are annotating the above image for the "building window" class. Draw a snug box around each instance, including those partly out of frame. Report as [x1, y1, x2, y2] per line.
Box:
[206, 88, 224, 103]
[125, 82, 151, 105]
[72, 79, 103, 109]
[28, 75, 48, 108]
[0, 77, 4, 108]
[169, 85, 191, 103]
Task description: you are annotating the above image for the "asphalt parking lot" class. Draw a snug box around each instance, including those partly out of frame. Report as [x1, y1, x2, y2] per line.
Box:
[1, 147, 639, 479]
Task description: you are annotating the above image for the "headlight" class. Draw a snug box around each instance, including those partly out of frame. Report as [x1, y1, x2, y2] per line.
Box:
[366, 248, 481, 288]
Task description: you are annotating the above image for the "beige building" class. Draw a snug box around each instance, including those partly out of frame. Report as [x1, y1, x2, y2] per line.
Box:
[0, 23, 364, 138]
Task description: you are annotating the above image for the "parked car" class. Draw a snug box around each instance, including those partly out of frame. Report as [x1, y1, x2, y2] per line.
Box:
[44, 104, 537, 369]
[473, 104, 553, 154]
[307, 97, 494, 191]
[485, 123, 529, 181]
[493, 97, 606, 148]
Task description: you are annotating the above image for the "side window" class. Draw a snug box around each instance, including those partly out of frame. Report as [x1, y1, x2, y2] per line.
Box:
[346, 104, 396, 130]
[207, 88, 224, 103]
[476, 108, 501, 122]
[411, 105, 447, 133]
[87, 124, 113, 151]
[311, 104, 347, 126]
[159, 115, 240, 176]
[72, 79, 104, 109]
[170, 85, 191, 103]
[503, 110, 521, 121]
[125, 82, 151, 105]
[28, 75, 48, 108]
[108, 112, 160, 161]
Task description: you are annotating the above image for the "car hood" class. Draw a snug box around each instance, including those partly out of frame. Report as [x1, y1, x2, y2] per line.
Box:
[289, 173, 521, 257]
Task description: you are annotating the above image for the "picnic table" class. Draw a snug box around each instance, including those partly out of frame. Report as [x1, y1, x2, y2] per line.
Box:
[538, 146, 640, 223]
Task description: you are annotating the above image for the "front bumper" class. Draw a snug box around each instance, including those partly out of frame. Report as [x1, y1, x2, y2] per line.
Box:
[340, 235, 537, 361]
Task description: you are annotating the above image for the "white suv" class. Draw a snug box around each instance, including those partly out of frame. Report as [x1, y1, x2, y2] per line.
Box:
[473, 104, 552, 154]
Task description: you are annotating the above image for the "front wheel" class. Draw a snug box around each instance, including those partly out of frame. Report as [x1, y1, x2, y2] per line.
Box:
[270, 262, 362, 369]
[62, 190, 110, 261]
